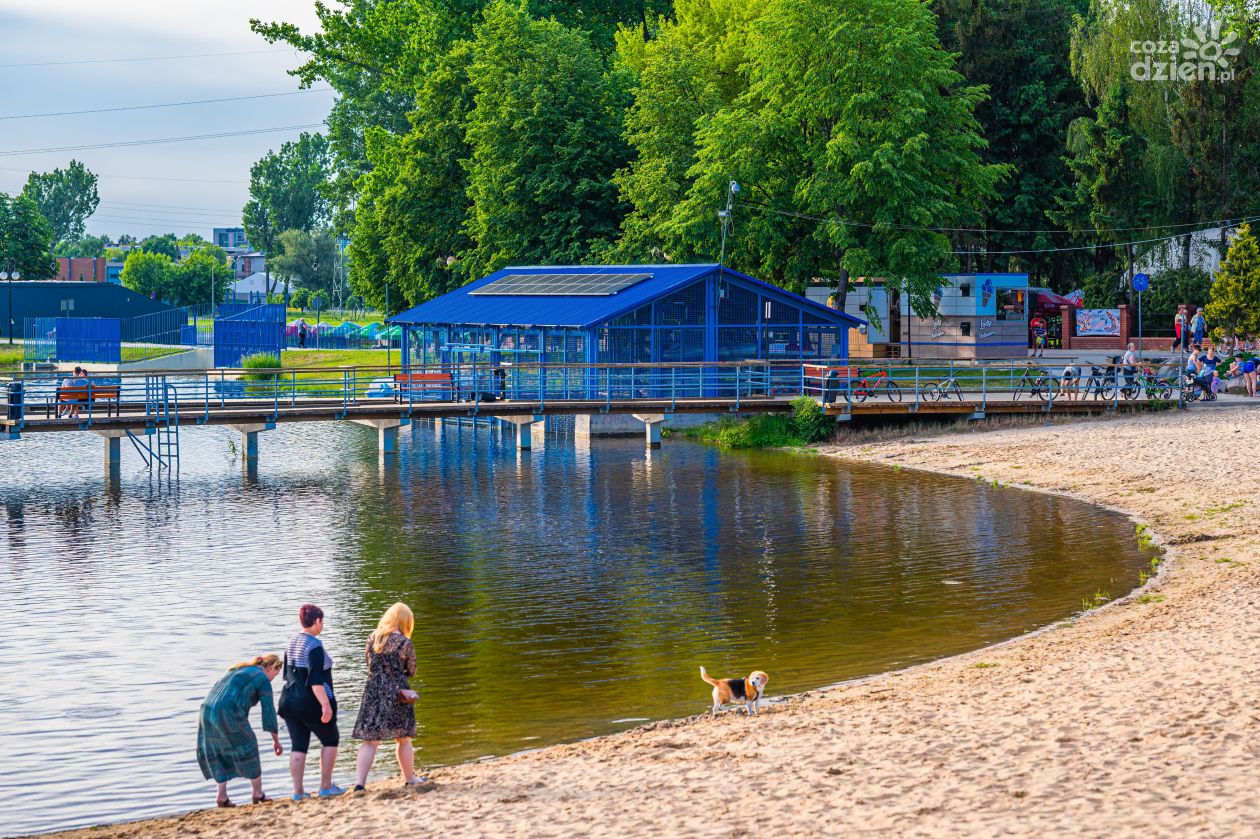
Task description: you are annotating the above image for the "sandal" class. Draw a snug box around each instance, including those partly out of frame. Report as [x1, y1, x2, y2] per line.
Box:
[252, 792, 269, 804]
[216, 798, 235, 808]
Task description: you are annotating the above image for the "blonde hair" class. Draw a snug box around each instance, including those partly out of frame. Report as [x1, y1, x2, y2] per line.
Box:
[372, 602, 414, 652]
[230, 653, 281, 672]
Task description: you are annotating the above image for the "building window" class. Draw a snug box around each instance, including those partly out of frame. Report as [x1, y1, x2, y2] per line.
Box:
[995, 289, 1026, 321]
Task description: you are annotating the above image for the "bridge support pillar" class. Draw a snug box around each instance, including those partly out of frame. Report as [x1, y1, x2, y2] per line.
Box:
[353, 417, 411, 455]
[632, 413, 671, 449]
[504, 415, 544, 450]
[229, 423, 272, 462]
[92, 429, 130, 470]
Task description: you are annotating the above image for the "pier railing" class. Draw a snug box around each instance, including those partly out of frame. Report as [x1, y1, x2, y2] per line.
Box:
[0, 358, 1184, 429]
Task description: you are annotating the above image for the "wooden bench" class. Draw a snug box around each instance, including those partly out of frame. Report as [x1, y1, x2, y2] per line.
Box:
[393, 372, 456, 403]
[48, 383, 122, 418]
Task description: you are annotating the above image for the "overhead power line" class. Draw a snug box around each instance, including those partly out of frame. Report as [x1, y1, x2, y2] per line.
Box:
[740, 202, 1257, 254]
[742, 199, 1255, 238]
[101, 200, 245, 214]
[0, 124, 324, 158]
[0, 89, 334, 121]
[0, 49, 298, 69]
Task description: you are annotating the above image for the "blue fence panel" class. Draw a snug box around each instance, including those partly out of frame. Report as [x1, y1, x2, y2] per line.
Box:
[218, 303, 286, 322]
[23, 318, 57, 363]
[214, 319, 285, 368]
[55, 317, 122, 363]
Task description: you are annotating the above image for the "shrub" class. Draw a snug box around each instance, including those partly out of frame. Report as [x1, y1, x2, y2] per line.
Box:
[240, 351, 282, 381]
[290, 288, 312, 311]
[790, 395, 834, 443]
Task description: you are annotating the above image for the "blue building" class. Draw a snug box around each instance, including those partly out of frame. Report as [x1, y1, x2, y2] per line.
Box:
[390, 264, 862, 397]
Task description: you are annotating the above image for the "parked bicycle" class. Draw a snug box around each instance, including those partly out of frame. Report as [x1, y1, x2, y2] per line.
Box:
[1013, 364, 1049, 401]
[1121, 366, 1173, 401]
[924, 373, 964, 402]
[1081, 365, 1117, 401]
[852, 368, 902, 403]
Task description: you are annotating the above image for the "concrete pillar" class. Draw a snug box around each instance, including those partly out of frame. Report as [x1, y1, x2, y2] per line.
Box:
[503, 415, 544, 450]
[229, 423, 272, 462]
[92, 429, 131, 471]
[353, 417, 410, 456]
[633, 413, 670, 449]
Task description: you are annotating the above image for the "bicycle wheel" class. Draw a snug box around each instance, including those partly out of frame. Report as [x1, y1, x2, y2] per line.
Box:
[950, 381, 963, 401]
[853, 384, 870, 403]
[885, 381, 902, 402]
[1158, 380, 1173, 401]
[1099, 382, 1116, 401]
[1032, 377, 1048, 400]
[924, 383, 943, 402]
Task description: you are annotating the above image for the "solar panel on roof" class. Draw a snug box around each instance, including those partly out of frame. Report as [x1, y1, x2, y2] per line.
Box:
[470, 272, 652, 296]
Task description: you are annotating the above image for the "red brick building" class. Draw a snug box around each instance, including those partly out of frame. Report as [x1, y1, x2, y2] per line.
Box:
[56, 257, 108, 282]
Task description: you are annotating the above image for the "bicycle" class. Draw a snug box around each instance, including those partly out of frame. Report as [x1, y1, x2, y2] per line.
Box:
[851, 368, 902, 403]
[1081, 365, 1117, 401]
[1013, 365, 1049, 401]
[924, 373, 964, 402]
[1121, 366, 1173, 401]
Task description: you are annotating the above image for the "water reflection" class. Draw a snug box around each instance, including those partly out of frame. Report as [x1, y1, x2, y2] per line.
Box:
[0, 421, 1151, 835]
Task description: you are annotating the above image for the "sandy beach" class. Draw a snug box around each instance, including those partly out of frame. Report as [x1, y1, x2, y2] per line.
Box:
[51, 404, 1260, 838]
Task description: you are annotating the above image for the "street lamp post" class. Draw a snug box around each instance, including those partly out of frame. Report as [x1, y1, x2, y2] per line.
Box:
[1, 265, 20, 345]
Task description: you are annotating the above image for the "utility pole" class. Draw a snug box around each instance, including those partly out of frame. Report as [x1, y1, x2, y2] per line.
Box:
[717, 180, 740, 267]
[1, 264, 19, 345]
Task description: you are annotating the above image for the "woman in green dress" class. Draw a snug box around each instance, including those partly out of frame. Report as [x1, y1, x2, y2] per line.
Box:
[196, 654, 284, 807]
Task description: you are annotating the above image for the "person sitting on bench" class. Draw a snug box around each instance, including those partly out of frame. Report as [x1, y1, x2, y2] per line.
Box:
[59, 367, 91, 419]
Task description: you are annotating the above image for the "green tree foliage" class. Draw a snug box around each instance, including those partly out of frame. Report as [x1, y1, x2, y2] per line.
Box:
[1139, 266, 1212, 334]
[349, 42, 476, 312]
[53, 234, 108, 258]
[676, 0, 1006, 311]
[290, 287, 312, 311]
[0, 193, 58, 280]
[270, 228, 339, 295]
[242, 132, 333, 294]
[140, 233, 181, 261]
[1206, 222, 1260, 340]
[459, 2, 628, 278]
[934, 0, 1089, 288]
[20, 160, 100, 245]
[607, 0, 762, 262]
[120, 251, 174, 299]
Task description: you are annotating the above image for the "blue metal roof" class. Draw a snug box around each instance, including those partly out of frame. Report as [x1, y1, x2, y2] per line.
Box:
[391, 264, 863, 329]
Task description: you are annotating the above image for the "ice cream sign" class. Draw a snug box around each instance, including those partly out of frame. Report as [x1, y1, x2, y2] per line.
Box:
[980, 277, 995, 311]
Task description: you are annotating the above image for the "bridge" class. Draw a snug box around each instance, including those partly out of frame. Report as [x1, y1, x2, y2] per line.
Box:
[0, 360, 1175, 470]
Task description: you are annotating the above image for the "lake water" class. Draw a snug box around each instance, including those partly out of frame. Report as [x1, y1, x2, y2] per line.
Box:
[0, 420, 1153, 835]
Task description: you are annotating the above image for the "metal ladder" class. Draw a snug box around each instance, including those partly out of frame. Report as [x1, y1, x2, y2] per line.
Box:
[126, 377, 180, 471]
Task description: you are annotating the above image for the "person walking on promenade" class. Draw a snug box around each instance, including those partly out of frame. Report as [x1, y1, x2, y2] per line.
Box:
[278, 604, 345, 800]
[298, 321, 308, 349]
[1191, 308, 1207, 350]
[1174, 307, 1188, 353]
[196, 654, 283, 808]
[1029, 315, 1048, 357]
[352, 602, 426, 791]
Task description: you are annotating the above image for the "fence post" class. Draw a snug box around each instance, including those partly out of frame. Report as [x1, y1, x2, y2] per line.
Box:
[1113, 365, 1119, 410]
[914, 367, 920, 411]
[981, 367, 987, 412]
[735, 365, 741, 411]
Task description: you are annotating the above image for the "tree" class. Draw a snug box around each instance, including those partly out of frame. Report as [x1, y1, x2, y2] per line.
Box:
[1206, 223, 1260, 340]
[270, 229, 339, 297]
[119, 251, 174, 300]
[140, 233, 181, 261]
[1141, 267, 1213, 334]
[676, 0, 1006, 310]
[291, 287, 312, 311]
[459, 2, 628, 278]
[933, 0, 1089, 287]
[20, 160, 100, 245]
[607, 0, 763, 262]
[171, 249, 230, 309]
[54, 234, 108, 258]
[0, 193, 58, 281]
[242, 132, 333, 295]
[349, 41, 476, 312]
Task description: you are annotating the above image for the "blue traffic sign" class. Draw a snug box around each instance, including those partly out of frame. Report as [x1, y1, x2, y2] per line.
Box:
[1133, 273, 1150, 293]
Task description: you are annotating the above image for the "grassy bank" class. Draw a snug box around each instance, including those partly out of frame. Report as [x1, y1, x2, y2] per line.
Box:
[671, 396, 834, 449]
[281, 348, 397, 369]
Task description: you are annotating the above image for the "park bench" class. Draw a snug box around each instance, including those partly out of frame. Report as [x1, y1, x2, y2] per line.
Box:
[393, 372, 456, 403]
[47, 383, 122, 419]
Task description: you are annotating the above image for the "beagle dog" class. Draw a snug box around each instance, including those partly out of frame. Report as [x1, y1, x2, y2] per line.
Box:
[699, 667, 769, 716]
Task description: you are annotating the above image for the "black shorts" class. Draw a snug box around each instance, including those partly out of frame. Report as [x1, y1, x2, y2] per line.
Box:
[283, 713, 340, 752]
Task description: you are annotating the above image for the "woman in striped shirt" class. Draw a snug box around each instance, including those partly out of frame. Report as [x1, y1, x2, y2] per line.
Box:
[277, 604, 345, 800]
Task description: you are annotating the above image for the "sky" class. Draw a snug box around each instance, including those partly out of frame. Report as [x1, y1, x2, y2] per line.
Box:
[0, 0, 334, 240]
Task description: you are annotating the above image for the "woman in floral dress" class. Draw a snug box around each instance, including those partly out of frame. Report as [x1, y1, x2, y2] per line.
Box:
[352, 602, 424, 789]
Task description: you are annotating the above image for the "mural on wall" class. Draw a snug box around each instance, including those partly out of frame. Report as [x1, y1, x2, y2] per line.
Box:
[1076, 308, 1121, 337]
